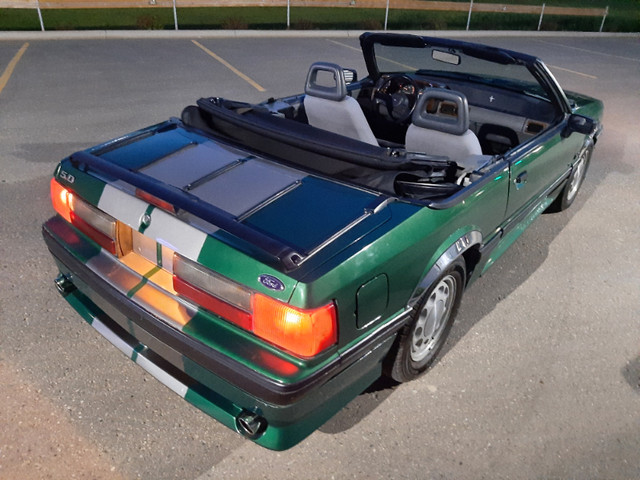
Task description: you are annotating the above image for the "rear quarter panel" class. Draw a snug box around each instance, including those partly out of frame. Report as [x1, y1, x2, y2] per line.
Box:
[292, 161, 510, 351]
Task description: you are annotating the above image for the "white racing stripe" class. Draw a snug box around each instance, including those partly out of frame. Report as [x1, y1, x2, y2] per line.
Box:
[98, 183, 150, 230]
[91, 315, 189, 399]
[91, 317, 135, 358]
[143, 206, 209, 262]
[97, 181, 209, 262]
[135, 353, 189, 398]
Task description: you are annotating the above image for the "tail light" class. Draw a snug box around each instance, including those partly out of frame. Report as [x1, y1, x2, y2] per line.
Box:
[50, 178, 118, 254]
[50, 178, 73, 224]
[173, 254, 337, 358]
[173, 255, 253, 330]
[50, 177, 338, 357]
[252, 294, 337, 358]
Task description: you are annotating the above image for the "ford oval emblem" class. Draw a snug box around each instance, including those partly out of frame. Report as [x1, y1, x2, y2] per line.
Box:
[258, 274, 285, 291]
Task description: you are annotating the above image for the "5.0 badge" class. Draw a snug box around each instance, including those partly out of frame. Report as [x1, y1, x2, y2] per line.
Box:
[59, 170, 75, 184]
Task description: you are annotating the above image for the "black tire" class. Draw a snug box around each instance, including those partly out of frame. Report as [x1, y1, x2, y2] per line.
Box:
[548, 144, 592, 213]
[386, 258, 466, 383]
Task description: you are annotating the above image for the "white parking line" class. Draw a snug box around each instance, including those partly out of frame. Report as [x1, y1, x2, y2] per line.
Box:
[536, 39, 640, 63]
[328, 39, 417, 71]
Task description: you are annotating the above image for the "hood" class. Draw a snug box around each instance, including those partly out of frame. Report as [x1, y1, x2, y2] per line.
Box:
[564, 90, 604, 120]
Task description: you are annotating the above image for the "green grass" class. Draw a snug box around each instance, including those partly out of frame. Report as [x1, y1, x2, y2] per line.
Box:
[0, 9, 42, 30]
[0, 1, 637, 32]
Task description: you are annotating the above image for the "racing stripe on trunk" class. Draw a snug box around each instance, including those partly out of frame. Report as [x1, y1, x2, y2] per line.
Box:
[142, 205, 209, 262]
[98, 183, 150, 230]
[97, 183, 209, 263]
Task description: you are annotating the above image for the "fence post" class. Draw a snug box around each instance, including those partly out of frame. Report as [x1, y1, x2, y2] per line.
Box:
[287, 0, 290, 29]
[466, 0, 473, 30]
[537, 3, 545, 31]
[384, 0, 389, 30]
[172, 0, 178, 30]
[36, 0, 45, 31]
[599, 6, 608, 32]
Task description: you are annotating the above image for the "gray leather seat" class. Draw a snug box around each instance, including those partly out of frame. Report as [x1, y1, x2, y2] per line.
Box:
[405, 89, 482, 164]
[304, 62, 378, 146]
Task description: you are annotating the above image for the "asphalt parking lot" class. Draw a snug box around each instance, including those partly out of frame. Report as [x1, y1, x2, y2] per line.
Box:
[1, 32, 639, 479]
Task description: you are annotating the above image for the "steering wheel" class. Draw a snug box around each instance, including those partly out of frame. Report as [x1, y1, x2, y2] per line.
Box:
[373, 74, 419, 123]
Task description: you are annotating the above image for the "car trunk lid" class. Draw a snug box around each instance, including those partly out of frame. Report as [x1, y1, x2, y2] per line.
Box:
[73, 121, 393, 275]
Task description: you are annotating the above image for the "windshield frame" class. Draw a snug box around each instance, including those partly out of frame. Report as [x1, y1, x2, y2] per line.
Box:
[359, 32, 571, 114]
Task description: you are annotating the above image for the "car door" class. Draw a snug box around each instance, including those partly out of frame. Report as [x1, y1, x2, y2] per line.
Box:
[504, 117, 585, 221]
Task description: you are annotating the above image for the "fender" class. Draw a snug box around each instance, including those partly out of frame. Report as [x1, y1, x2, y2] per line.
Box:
[408, 230, 482, 308]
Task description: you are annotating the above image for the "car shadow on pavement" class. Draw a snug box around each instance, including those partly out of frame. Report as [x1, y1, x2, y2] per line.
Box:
[319, 377, 399, 434]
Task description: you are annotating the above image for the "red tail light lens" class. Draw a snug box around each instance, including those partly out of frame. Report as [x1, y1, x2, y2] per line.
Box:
[50, 177, 73, 223]
[173, 275, 252, 330]
[135, 188, 176, 214]
[50, 178, 117, 254]
[173, 253, 338, 358]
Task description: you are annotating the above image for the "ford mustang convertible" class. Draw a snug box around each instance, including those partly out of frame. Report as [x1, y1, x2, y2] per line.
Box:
[43, 33, 603, 450]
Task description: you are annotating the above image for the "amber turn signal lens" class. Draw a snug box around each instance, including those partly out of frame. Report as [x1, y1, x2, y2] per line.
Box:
[252, 294, 337, 358]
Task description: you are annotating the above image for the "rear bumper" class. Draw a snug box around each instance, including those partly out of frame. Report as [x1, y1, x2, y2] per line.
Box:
[43, 216, 403, 449]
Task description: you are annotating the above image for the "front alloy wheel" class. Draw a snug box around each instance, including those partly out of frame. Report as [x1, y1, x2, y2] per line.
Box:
[548, 144, 592, 212]
[566, 147, 588, 204]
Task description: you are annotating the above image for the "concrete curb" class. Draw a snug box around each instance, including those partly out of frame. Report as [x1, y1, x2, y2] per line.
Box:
[0, 29, 638, 41]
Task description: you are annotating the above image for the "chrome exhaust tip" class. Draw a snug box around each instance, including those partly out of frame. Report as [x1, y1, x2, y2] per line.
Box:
[54, 273, 76, 295]
[236, 411, 267, 440]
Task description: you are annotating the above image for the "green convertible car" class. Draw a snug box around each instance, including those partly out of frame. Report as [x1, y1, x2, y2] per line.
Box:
[43, 33, 603, 450]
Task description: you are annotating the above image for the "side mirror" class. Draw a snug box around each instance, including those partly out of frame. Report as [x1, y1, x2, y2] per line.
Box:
[562, 114, 596, 138]
[343, 68, 358, 85]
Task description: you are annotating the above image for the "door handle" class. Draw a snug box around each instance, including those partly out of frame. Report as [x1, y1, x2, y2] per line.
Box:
[515, 171, 528, 189]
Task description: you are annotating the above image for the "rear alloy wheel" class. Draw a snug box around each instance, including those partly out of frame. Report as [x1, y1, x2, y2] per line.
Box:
[387, 258, 465, 383]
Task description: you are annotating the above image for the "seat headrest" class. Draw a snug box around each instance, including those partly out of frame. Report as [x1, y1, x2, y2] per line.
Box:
[305, 62, 347, 102]
[412, 89, 470, 135]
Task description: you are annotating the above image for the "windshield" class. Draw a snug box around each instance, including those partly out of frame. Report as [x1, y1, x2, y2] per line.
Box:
[374, 43, 549, 99]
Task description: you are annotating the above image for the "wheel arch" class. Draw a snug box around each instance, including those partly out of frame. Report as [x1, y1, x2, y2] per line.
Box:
[407, 230, 482, 309]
